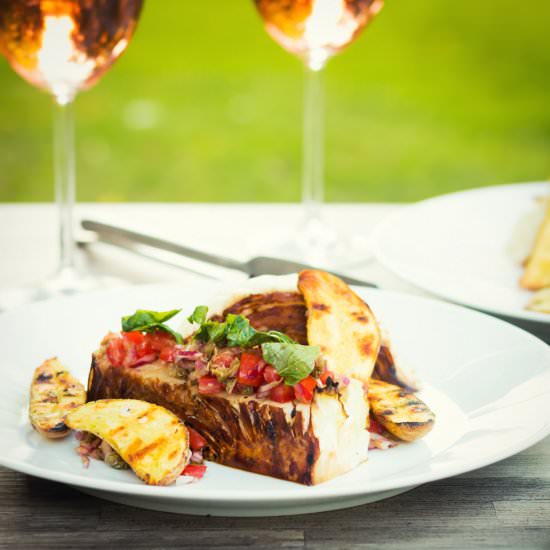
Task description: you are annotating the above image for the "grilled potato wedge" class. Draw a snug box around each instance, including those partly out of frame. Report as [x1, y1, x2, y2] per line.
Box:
[65, 399, 190, 486]
[298, 270, 381, 384]
[521, 198, 550, 290]
[369, 379, 435, 442]
[29, 358, 86, 439]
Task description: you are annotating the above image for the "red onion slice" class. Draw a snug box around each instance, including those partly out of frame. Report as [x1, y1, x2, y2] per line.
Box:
[190, 450, 203, 463]
[128, 353, 158, 368]
[173, 347, 204, 361]
[256, 380, 282, 398]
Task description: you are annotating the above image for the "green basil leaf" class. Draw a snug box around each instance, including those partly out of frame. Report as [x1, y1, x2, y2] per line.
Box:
[261, 343, 320, 386]
[122, 309, 181, 332]
[121, 309, 183, 344]
[194, 321, 227, 343]
[187, 305, 208, 325]
[225, 314, 256, 347]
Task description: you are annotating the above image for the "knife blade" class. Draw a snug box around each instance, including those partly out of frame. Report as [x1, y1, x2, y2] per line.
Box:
[80, 219, 377, 288]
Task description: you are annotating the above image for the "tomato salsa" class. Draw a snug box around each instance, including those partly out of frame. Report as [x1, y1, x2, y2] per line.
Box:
[104, 330, 342, 405]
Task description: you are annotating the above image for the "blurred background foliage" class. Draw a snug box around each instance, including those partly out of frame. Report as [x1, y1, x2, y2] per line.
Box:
[0, 0, 549, 203]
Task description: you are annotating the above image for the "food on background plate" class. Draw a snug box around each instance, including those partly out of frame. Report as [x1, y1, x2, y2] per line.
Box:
[520, 189, 550, 312]
[527, 288, 550, 314]
[87, 270, 435, 485]
[521, 196, 550, 291]
[29, 358, 86, 439]
[65, 399, 190, 486]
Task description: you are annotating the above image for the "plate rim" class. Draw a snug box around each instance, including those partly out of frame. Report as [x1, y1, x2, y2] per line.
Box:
[1, 282, 550, 504]
[372, 181, 550, 324]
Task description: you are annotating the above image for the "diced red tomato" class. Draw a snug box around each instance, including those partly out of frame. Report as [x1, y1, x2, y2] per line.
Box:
[146, 331, 176, 352]
[320, 370, 335, 385]
[237, 352, 265, 387]
[159, 346, 175, 362]
[293, 376, 316, 403]
[369, 416, 384, 435]
[269, 384, 295, 403]
[105, 337, 125, 367]
[263, 365, 282, 383]
[188, 427, 207, 451]
[106, 330, 177, 368]
[123, 331, 145, 345]
[181, 464, 207, 479]
[125, 332, 155, 358]
[198, 375, 224, 395]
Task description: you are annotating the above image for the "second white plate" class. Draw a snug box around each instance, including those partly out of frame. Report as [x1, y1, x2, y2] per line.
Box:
[373, 182, 550, 325]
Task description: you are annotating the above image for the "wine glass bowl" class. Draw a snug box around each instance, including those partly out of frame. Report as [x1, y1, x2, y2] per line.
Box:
[255, 0, 383, 70]
[0, 0, 143, 104]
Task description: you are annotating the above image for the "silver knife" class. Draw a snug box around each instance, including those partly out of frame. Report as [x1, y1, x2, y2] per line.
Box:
[80, 219, 377, 288]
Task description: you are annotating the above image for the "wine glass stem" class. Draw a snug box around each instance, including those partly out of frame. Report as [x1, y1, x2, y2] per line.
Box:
[53, 98, 76, 274]
[302, 65, 324, 223]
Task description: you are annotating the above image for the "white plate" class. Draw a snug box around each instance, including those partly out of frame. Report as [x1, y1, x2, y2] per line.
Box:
[1, 282, 549, 516]
[373, 182, 550, 326]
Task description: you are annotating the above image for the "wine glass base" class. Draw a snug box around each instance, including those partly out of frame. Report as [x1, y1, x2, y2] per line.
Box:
[0, 268, 126, 311]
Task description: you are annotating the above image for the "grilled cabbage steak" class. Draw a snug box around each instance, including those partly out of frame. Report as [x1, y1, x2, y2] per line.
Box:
[29, 358, 86, 439]
[368, 380, 435, 442]
[88, 356, 368, 485]
[65, 399, 190, 485]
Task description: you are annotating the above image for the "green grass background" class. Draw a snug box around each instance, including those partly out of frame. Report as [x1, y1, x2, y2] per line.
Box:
[1, 0, 549, 203]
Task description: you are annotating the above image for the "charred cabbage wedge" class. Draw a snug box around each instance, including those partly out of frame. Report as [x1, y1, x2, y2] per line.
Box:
[86, 270, 435, 485]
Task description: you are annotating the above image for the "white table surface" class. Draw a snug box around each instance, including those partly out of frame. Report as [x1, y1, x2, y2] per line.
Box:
[0, 202, 411, 291]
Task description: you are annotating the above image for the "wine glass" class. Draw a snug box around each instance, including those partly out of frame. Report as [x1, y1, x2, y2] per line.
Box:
[0, 0, 143, 306]
[253, 0, 384, 265]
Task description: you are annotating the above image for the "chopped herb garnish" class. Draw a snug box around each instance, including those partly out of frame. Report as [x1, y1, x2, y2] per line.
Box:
[187, 306, 295, 348]
[187, 305, 319, 385]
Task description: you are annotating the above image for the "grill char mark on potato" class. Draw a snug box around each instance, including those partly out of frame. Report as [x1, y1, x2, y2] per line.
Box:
[368, 379, 435, 442]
